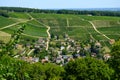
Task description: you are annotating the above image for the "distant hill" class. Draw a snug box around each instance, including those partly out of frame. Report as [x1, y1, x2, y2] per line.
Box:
[65, 8, 120, 12]
[77, 8, 120, 11]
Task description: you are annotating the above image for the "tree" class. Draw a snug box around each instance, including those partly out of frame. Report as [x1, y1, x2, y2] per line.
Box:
[0, 55, 30, 80]
[108, 40, 120, 79]
[44, 63, 65, 80]
[64, 57, 114, 80]
[0, 10, 9, 17]
[1, 25, 25, 56]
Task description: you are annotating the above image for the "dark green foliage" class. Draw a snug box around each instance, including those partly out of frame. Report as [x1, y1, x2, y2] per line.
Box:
[0, 55, 64, 80]
[1, 25, 25, 56]
[64, 57, 114, 80]
[108, 40, 120, 79]
[0, 10, 9, 17]
[0, 55, 29, 80]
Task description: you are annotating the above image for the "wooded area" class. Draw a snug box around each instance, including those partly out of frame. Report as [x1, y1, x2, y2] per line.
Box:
[0, 7, 120, 17]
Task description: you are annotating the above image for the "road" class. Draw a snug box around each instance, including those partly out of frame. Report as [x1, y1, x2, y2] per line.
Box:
[0, 17, 33, 30]
[27, 49, 35, 56]
[88, 21, 111, 40]
[26, 13, 51, 50]
[67, 18, 69, 27]
[46, 26, 51, 50]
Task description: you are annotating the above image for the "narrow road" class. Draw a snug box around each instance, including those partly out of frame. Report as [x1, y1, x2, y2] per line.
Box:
[27, 49, 35, 56]
[26, 13, 51, 50]
[0, 18, 33, 30]
[46, 26, 51, 50]
[67, 18, 69, 27]
[26, 13, 34, 20]
[2, 13, 35, 30]
[88, 21, 111, 40]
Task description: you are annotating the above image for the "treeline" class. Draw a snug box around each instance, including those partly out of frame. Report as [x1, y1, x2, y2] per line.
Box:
[0, 10, 9, 17]
[0, 7, 120, 17]
[0, 42, 120, 80]
[0, 55, 113, 80]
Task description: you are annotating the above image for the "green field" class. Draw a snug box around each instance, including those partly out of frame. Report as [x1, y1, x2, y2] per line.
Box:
[0, 31, 11, 43]
[0, 12, 120, 44]
[0, 16, 16, 28]
[8, 12, 30, 19]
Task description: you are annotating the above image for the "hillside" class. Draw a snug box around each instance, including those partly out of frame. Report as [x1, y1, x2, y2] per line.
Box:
[0, 12, 120, 44]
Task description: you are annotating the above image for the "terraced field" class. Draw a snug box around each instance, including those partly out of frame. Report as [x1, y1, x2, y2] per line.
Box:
[0, 31, 11, 43]
[0, 16, 16, 28]
[0, 12, 120, 45]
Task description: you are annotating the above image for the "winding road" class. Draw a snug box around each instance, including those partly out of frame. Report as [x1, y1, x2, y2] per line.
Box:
[27, 13, 51, 51]
[67, 18, 69, 27]
[88, 21, 111, 40]
[46, 26, 51, 50]
[0, 19, 30, 30]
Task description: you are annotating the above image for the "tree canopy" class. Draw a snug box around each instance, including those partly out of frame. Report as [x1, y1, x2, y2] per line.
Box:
[64, 57, 114, 80]
[108, 40, 120, 79]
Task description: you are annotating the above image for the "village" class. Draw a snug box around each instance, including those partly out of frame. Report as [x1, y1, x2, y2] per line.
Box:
[14, 33, 112, 66]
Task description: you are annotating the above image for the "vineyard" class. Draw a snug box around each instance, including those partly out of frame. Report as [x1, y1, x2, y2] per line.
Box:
[0, 12, 120, 44]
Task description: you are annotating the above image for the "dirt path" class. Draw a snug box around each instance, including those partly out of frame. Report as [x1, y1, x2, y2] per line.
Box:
[26, 13, 34, 20]
[27, 49, 35, 56]
[67, 18, 69, 27]
[0, 14, 35, 30]
[46, 26, 51, 50]
[88, 21, 111, 40]
[27, 13, 51, 50]
[0, 20, 28, 30]
[0, 17, 33, 30]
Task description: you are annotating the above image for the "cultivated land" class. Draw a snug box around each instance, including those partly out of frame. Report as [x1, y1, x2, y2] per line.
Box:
[0, 12, 120, 45]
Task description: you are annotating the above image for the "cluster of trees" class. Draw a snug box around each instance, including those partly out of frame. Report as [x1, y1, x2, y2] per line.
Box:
[0, 55, 64, 80]
[0, 40, 120, 80]
[108, 40, 120, 79]
[0, 25, 25, 56]
[0, 10, 9, 17]
[0, 50, 120, 80]
[0, 7, 120, 17]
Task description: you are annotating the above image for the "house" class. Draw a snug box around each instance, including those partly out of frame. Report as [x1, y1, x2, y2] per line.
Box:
[104, 53, 111, 60]
[41, 59, 48, 63]
[38, 38, 45, 44]
[45, 56, 49, 61]
[95, 42, 101, 48]
[73, 54, 80, 58]
[61, 46, 65, 50]
[33, 57, 39, 62]
[21, 56, 39, 63]
[58, 51, 62, 55]
[109, 39, 115, 44]
[56, 57, 64, 64]
[87, 14, 92, 16]
[91, 53, 97, 57]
